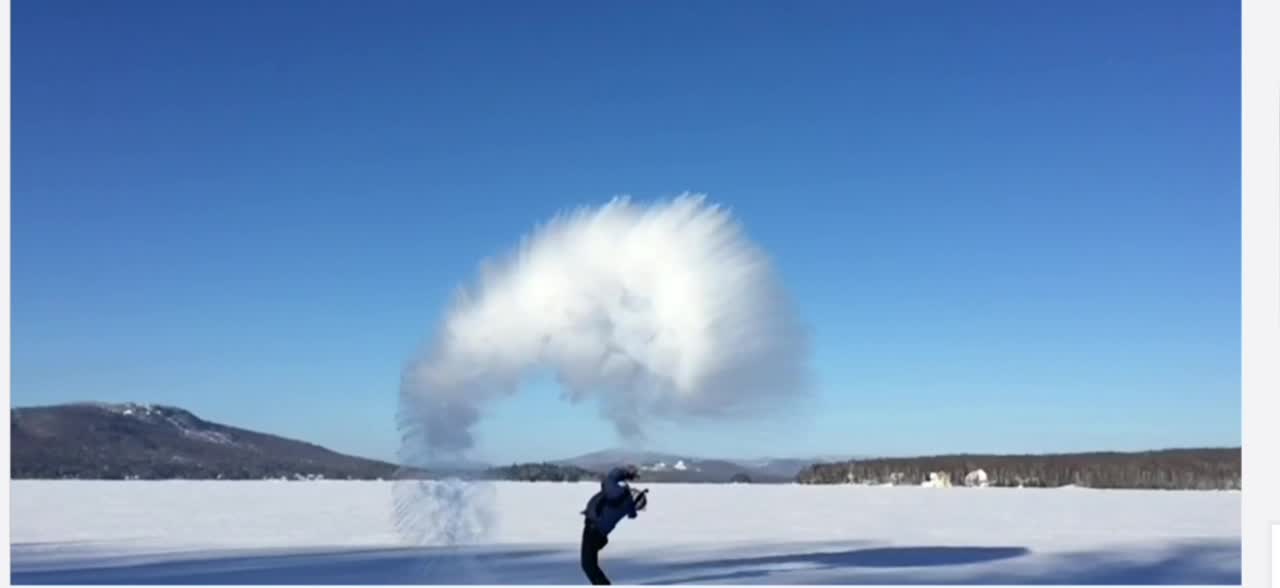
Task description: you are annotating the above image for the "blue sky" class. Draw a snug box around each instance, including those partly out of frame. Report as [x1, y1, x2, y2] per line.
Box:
[12, 0, 1241, 464]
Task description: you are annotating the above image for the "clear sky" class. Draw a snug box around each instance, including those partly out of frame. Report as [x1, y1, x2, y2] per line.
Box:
[12, 0, 1241, 464]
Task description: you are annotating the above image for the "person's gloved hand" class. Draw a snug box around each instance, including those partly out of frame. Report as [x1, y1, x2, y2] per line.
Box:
[633, 488, 649, 511]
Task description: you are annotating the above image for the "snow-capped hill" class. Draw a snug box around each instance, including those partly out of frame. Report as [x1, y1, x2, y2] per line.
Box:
[556, 449, 793, 483]
[78, 402, 193, 423]
[561, 449, 688, 469]
[641, 459, 695, 472]
[558, 449, 865, 482]
[11, 403, 400, 480]
[74, 402, 243, 448]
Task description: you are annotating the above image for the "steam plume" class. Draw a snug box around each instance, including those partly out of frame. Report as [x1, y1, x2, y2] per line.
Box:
[397, 193, 810, 464]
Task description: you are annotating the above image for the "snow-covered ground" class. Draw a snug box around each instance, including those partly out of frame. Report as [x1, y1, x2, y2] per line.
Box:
[9, 480, 1240, 585]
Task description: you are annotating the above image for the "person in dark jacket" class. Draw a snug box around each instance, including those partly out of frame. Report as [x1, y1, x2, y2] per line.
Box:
[580, 465, 645, 585]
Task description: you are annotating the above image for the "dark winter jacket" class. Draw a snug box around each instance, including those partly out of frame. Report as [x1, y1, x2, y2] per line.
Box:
[582, 467, 639, 536]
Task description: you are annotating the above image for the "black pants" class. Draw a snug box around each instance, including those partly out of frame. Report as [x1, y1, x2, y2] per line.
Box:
[580, 523, 611, 585]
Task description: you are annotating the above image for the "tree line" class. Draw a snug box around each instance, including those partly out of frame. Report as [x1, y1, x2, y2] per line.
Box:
[796, 448, 1240, 490]
[482, 462, 601, 482]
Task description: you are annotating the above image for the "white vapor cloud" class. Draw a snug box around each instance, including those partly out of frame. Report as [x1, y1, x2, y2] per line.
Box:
[397, 193, 812, 462]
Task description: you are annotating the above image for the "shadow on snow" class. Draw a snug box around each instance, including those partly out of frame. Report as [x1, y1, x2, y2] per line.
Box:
[10, 540, 1239, 585]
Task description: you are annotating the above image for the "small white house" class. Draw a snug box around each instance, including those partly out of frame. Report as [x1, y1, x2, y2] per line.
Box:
[920, 471, 953, 488]
[964, 469, 990, 487]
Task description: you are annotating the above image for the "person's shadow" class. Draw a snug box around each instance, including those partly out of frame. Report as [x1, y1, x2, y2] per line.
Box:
[12, 540, 1240, 585]
[643, 546, 1031, 584]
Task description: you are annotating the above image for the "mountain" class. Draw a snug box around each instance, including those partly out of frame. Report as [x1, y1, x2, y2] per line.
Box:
[11, 403, 403, 480]
[735, 458, 825, 479]
[555, 449, 794, 483]
[557, 449, 690, 471]
[10, 402, 838, 483]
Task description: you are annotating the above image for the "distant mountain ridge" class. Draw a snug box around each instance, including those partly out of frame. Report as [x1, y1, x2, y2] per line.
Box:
[9, 403, 827, 483]
[16, 402, 1233, 489]
[11, 402, 402, 480]
[553, 448, 834, 483]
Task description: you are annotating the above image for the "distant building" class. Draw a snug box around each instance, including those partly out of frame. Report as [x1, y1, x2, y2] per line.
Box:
[921, 471, 953, 488]
[964, 469, 990, 487]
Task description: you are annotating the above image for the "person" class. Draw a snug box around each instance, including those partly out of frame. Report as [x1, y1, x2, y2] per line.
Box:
[580, 464, 646, 585]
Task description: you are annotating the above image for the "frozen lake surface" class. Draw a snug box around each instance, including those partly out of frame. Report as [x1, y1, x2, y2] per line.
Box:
[9, 480, 1240, 584]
